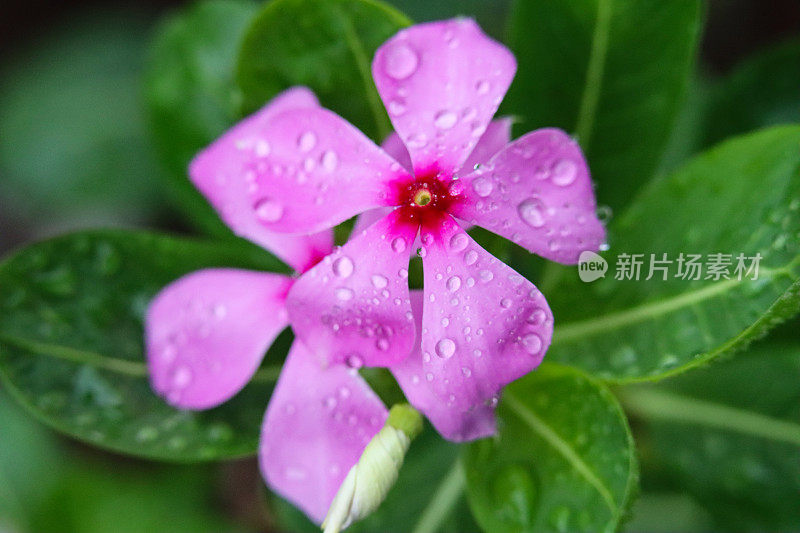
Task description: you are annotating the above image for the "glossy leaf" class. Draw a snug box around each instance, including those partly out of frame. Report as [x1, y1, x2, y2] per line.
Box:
[236, 0, 410, 142]
[464, 364, 638, 533]
[544, 126, 800, 382]
[622, 343, 800, 531]
[144, 0, 258, 236]
[702, 38, 800, 149]
[0, 230, 286, 461]
[505, 0, 703, 210]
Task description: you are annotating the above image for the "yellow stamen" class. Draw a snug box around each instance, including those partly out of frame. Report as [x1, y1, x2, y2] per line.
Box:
[413, 189, 432, 206]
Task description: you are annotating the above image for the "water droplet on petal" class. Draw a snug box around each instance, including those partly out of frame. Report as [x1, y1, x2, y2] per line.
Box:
[346, 354, 364, 369]
[518, 198, 546, 228]
[298, 131, 317, 152]
[448, 180, 465, 196]
[376, 338, 390, 351]
[551, 159, 578, 186]
[335, 287, 354, 301]
[371, 274, 388, 289]
[446, 276, 462, 292]
[434, 110, 458, 129]
[321, 150, 338, 172]
[384, 42, 419, 80]
[391, 237, 407, 253]
[464, 250, 478, 265]
[476, 80, 491, 94]
[388, 99, 407, 116]
[172, 366, 192, 389]
[526, 308, 547, 325]
[521, 333, 542, 355]
[332, 256, 354, 278]
[435, 338, 456, 359]
[500, 298, 512, 309]
[479, 269, 494, 282]
[255, 140, 271, 157]
[254, 198, 284, 222]
[449, 233, 468, 252]
[472, 177, 493, 197]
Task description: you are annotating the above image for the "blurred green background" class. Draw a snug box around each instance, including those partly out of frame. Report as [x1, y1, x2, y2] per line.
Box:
[1, 1, 798, 532]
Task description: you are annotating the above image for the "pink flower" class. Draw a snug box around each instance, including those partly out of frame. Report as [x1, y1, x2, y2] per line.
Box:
[145, 18, 604, 525]
[146, 88, 389, 524]
[251, 19, 604, 439]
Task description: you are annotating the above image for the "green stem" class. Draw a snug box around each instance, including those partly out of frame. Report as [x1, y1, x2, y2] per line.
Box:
[620, 388, 800, 446]
[574, 0, 612, 148]
[339, 10, 391, 140]
[411, 458, 466, 533]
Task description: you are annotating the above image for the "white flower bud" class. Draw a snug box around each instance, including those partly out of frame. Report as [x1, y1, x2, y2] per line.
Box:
[321, 404, 422, 533]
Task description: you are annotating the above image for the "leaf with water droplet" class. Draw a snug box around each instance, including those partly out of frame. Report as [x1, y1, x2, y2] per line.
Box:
[505, 0, 703, 211]
[622, 343, 800, 531]
[0, 229, 286, 461]
[236, 0, 410, 141]
[464, 364, 638, 533]
[543, 126, 800, 382]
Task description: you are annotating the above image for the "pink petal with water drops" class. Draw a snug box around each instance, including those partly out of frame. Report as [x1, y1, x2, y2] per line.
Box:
[190, 87, 334, 272]
[451, 128, 605, 264]
[287, 210, 418, 368]
[416, 217, 553, 428]
[215, 105, 408, 236]
[460, 117, 513, 174]
[390, 291, 496, 441]
[145, 269, 292, 409]
[260, 340, 387, 525]
[372, 18, 516, 174]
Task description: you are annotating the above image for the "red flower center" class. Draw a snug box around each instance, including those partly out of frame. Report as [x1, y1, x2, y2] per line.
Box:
[391, 166, 464, 230]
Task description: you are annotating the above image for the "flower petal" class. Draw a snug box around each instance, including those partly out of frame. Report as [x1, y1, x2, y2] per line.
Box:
[201, 104, 408, 236]
[190, 87, 334, 272]
[461, 117, 513, 173]
[287, 210, 417, 368]
[145, 269, 291, 409]
[372, 18, 516, 174]
[390, 291, 496, 441]
[380, 132, 413, 173]
[260, 340, 387, 525]
[415, 218, 552, 438]
[452, 128, 606, 264]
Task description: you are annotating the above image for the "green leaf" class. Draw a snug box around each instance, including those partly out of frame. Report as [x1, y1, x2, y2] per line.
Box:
[0, 387, 63, 531]
[236, 0, 410, 142]
[0, 387, 244, 533]
[0, 10, 167, 231]
[0, 230, 286, 461]
[464, 364, 638, 533]
[505, 0, 703, 210]
[543, 125, 800, 382]
[621, 342, 800, 531]
[701, 37, 800, 149]
[31, 461, 245, 533]
[272, 425, 479, 533]
[144, 0, 259, 236]
[623, 493, 712, 533]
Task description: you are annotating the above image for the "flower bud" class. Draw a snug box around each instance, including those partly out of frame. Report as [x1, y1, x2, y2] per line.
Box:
[322, 404, 423, 533]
